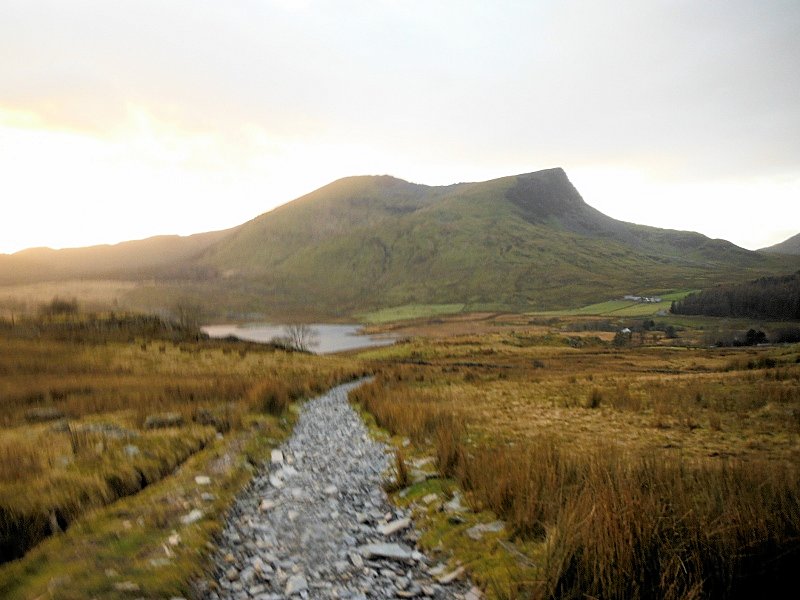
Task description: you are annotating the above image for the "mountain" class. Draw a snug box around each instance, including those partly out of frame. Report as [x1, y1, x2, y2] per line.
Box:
[2, 168, 799, 318]
[760, 233, 800, 255]
[0, 229, 232, 285]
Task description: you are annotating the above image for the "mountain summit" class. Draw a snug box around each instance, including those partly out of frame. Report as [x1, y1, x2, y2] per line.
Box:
[2, 169, 798, 318]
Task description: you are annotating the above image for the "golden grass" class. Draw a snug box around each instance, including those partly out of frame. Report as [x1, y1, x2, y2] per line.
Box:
[354, 330, 800, 599]
[0, 315, 365, 581]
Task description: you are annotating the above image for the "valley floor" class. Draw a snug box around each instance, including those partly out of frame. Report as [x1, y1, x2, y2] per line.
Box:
[354, 312, 800, 599]
[1, 309, 798, 599]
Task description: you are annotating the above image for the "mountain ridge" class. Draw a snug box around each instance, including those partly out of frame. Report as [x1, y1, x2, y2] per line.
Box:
[2, 168, 798, 318]
[760, 232, 800, 255]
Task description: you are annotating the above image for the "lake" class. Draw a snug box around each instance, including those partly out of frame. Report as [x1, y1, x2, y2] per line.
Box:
[201, 323, 395, 354]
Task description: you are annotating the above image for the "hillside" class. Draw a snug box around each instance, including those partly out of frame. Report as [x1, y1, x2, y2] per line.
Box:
[0, 229, 233, 285]
[2, 168, 799, 318]
[671, 270, 800, 321]
[183, 168, 797, 316]
[760, 232, 800, 255]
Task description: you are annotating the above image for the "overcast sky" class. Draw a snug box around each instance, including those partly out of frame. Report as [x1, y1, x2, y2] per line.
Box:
[1, 0, 798, 253]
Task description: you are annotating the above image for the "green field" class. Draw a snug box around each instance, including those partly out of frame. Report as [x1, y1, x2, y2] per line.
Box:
[531, 290, 695, 318]
[359, 303, 466, 324]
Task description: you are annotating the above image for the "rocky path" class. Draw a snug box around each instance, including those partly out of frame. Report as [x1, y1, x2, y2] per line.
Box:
[205, 380, 478, 600]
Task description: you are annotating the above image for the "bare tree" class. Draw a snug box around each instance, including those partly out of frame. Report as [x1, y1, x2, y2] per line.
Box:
[281, 323, 319, 352]
[171, 298, 202, 331]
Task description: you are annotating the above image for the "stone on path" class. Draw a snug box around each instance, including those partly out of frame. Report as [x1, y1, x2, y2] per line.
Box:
[464, 585, 484, 600]
[285, 573, 308, 596]
[438, 565, 466, 584]
[378, 517, 412, 536]
[444, 492, 466, 513]
[465, 520, 505, 541]
[114, 581, 140, 592]
[208, 380, 475, 599]
[348, 550, 364, 568]
[359, 542, 414, 561]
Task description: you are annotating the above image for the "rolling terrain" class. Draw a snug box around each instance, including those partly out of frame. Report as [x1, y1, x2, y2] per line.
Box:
[761, 232, 800, 255]
[0, 229, 232, 285]
[2, 169, 799, 318]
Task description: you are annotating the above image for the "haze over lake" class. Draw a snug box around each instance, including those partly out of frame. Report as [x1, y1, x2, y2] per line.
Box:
[201, 323, 394, 354]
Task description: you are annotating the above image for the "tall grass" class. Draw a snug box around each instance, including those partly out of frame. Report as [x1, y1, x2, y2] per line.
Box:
[460, 441, 800, 599]
[0, 316, 366, 565]
[356, 372, 800, 599]
[350, 374, 465, 475]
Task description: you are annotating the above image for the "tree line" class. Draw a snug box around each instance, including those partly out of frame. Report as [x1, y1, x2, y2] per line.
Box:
[671, 271, 800, 320]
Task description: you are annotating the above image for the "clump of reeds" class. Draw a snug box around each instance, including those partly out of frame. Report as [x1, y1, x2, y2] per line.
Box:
[356, 370, 800, 599]
[384, 449, 411, 493]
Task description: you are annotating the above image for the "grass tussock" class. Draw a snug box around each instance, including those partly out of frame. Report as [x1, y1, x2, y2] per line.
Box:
[350, 373, 466, 476]
[356, 354, 800, 600]
[459, 441, 800, 599]
[0, 313, 365, 573]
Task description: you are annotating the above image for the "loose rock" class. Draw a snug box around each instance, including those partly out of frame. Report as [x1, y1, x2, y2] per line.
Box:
[285, 573, 308, 595]
[208, 380, 473, 598]
[378, 517, 412, 536]
[180, 509, 203, 525]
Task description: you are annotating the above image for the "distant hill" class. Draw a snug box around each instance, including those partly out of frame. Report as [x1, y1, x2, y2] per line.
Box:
[760, 233, 800, 255]
[0, 229, 233, 285]
[2, 168, 799, 318]
[672, 271, 800, 321]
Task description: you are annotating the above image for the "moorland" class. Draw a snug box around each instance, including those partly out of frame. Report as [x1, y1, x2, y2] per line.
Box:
[2, 169, 799, 321]
[0, 301, 798, 599]
[0, 309, 363, 598]
[1, 168, 799, 598]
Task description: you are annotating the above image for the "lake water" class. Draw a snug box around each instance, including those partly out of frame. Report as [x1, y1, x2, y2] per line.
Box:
[201, 323, 395, 354]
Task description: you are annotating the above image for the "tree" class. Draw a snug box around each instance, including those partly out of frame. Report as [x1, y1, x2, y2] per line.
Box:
[612, 329, 632, 347]
[281, 323, 319, 352]
[40, 296, 79, 317]
[171, 299, 202, 331]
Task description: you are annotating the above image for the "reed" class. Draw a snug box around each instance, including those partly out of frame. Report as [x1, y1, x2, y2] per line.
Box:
[357, 360, 800, 599]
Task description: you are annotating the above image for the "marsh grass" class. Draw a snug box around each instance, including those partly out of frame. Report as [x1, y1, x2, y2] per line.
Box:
[457, 441, 800, 599]
[358, 335, 800, 599]
[0, 313, 364, 575]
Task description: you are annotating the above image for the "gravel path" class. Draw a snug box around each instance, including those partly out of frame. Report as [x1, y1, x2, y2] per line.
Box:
[205, 380, 477, 600]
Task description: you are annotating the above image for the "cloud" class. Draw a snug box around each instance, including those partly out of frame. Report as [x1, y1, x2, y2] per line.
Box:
[0, 1, 798, 252]
[3, 1, 798, 180]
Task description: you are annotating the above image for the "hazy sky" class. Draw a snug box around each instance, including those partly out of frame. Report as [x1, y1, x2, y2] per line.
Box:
[1, 0, 798, 253]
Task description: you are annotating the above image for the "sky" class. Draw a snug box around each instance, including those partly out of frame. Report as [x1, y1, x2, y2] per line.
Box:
[1, 0, 798, 254]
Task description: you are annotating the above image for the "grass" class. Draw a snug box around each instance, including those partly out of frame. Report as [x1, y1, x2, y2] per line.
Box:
[533, 290, 697, 317]
[359, 303, 466, 324]
[0, 311, 365, 597]
[353, 317, 800, 599]
[7, 170, 797, 321]
[0, 415, 287, 599]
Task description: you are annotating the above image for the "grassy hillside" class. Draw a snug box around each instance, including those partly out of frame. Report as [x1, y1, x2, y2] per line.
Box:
[2, 169, 799, 318]
[761, 232, 800, 255]
[186, 169, 798, 316]
[0, 229, 232, 285]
